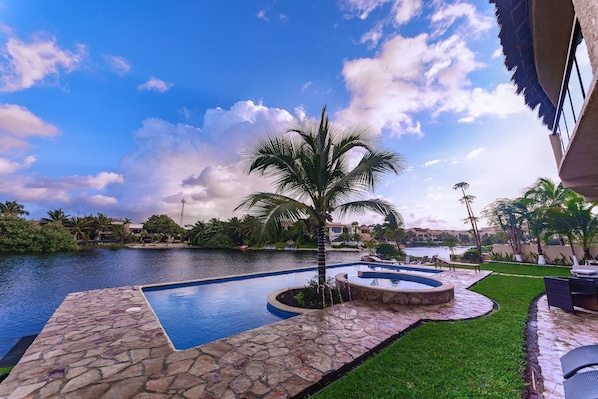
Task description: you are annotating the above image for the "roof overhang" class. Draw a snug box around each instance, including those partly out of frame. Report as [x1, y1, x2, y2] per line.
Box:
[490, 0, 574, 127]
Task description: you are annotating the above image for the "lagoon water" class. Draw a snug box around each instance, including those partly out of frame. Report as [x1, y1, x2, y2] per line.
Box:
[0, 246, 466, 358]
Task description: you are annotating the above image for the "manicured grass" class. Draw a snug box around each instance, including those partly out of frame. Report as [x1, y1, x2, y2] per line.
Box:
[315, 274, 545, 399]
[0, 366, 13, 382]
[479, 261, 572, 276]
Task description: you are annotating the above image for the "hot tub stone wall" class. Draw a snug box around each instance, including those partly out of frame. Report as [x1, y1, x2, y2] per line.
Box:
[336, 274, 454, 305]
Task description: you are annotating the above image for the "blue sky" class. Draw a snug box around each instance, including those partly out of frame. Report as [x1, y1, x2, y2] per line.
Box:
[0, 0, 561, 229]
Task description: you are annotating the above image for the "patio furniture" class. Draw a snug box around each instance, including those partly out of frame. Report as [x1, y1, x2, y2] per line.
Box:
[570, 278, 598, 312]
[544, 277, 598, 314]
[563, 370, 598, 399]
[572, 264, 598, 278]
[432, 256, 480, 271]
[544, 277, 575, 313]
[561, 344, 598, 379]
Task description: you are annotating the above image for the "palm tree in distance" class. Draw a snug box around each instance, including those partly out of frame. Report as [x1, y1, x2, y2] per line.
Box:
[453, 182, 482, 258]
[524, 178, 573, 246]
[237, 106, 406, 285]
[547, 193, 598, 262]
[0, 200, 29, 217]
[41, 208, 70, 226]
[68, 216, 92, 243]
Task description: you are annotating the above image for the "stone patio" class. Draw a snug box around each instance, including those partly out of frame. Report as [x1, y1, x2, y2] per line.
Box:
[0, 268, 495, 398]
[535, 295, 598, 399]
[2, 268, 595, 398]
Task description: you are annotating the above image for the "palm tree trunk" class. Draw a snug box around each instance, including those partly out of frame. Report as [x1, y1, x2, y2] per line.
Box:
[317, 226, 326, 285]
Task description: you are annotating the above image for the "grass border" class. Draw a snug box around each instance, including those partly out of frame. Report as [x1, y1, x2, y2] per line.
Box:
[297, 274, 498, 398]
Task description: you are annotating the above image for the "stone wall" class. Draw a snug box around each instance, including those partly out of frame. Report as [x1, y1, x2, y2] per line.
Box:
[490, 244, 597, 265]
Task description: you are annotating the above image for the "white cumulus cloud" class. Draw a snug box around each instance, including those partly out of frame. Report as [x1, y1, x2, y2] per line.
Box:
[107, 101, 294, 223]
[0, 104, 59, 151]
[457, 83, 530, 123]
[0, 104, 59, 137]
[337, 33, 481, 136]
[0, 155, 35, 175]
[392, 0, 423, 25]
[138, 77, 172, 92]
[87, 172, 124, 189]
[0, 34, 86, 92]
[430, 2, 493, 36]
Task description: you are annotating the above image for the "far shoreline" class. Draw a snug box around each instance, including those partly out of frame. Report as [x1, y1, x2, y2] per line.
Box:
[125, 243, 363, 251]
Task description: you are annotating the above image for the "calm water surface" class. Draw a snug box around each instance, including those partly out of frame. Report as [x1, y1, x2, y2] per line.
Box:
[0, 248, 359, 358]
[0, 245, 463, 358]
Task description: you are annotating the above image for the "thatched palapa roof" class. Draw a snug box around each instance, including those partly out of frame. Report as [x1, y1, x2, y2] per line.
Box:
[490, 0, 556, 127]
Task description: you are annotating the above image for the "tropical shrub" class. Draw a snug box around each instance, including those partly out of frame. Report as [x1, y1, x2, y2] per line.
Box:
[376, 243, 399, 259]
[461, 248, 482, 263]
[202, 233, 234, 248]
[0, 216, 78, 252]
[284, 277, 348, 309]
[552, 253, 572, 266]
[39, 222, 79, 252]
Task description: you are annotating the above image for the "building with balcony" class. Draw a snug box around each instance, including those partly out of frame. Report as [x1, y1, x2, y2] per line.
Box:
[491, 0, 597, 199]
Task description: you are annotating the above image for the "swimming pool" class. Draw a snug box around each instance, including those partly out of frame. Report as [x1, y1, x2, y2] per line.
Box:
[142, 262, 441, 350]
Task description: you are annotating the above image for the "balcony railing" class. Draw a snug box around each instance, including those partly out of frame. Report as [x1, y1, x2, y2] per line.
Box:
[552, 19, 594, 158]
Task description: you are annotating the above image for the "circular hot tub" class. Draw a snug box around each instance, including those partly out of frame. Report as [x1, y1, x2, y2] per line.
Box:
[335, 270, 454, 305]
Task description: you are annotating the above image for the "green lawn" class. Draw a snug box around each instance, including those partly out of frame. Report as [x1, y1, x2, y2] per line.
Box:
[479, 262, 572, 276]
[315, 262, 562, 398]
[0, 366, 13, 383]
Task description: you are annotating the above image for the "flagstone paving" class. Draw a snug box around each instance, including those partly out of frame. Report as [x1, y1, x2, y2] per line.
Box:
[0, 269, 495, 398]
[535, 295, 598, 399]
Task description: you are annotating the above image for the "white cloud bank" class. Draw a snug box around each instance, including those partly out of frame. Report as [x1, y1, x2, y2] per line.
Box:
[0, 104, 59, 151]
[104, 101, 294, 223]
[0, 34, 86, 92]
[336, 2, 528, 137]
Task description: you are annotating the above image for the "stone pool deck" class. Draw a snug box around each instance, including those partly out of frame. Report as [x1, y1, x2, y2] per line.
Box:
[0, 269, 495, 398]
[535, 295, 598, 399]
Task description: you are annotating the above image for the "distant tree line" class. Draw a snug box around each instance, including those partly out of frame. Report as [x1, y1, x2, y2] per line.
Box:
[3, 177, 592, 256]
[0, 202, 320, 252]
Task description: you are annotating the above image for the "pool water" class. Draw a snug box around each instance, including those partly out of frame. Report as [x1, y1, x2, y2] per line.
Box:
[345, 274, 436, 289]
[143, 262, 440, 350]
[0, 249, 359, 358]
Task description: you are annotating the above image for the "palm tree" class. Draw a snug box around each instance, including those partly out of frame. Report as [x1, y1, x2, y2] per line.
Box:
[443, 237, 458, 257]
[93, 213, 113, 240]
[237, 106, 406, 285]
[67, 216, 92, 243]
[524, 178, 574, 246]
[226, 217, 244, 245]
[453, 182, 482, 258]
[188, 221, 207, 246]
[383, 213, 405, 250]
[547, 193, 598, 263]
[0, 200, 29, 217]
[41, 208, 70, 226]
[240, 215, 264, 246]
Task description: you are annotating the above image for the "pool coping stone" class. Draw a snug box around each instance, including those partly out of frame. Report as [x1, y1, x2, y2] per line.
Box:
[0, 267, 494, 398]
